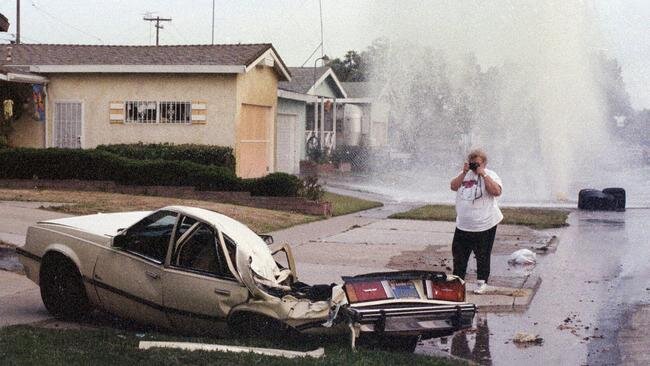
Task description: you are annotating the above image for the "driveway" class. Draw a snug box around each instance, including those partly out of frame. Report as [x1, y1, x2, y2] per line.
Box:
[0, 201, 71, 246]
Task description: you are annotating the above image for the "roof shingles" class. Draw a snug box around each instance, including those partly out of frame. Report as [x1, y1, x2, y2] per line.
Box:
[0, 43, 272, 67]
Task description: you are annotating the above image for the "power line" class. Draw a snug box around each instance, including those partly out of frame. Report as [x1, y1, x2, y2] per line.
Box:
[301, 42, 322, 67]
[30, 0, 103, 43]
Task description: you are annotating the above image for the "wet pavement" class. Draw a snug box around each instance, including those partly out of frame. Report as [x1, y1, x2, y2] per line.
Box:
[418, 209, 650, 365]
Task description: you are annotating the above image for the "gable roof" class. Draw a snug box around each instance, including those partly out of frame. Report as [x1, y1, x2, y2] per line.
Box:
[278, 66, 346, 98]
[0, 43, 291, 80]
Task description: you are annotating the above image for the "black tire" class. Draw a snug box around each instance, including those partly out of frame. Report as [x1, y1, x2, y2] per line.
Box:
[578, 189, 600, 210]
[359, 334, 419, 353]
[227, 312, 290, 338]
[578, 189, 617, 211]
[602, 187, 626, 211]
[380, 336, 419, 353]
[39, 252, 92, 320]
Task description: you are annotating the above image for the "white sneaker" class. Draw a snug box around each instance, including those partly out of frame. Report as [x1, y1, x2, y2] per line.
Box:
[474, 280, 490, 294]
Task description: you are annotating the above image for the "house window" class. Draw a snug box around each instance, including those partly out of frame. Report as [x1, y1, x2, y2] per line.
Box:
[124, 100, 194, 124]
[125, 101, 158, 123]
[160, 101, 191, 124]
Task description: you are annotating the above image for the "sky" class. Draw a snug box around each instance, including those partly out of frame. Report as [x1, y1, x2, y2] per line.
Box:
[0, 0, 648, 109]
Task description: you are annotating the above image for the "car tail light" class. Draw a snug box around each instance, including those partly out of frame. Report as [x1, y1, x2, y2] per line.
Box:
[425, 278, 465, 302]
[344, 281, 393, 303]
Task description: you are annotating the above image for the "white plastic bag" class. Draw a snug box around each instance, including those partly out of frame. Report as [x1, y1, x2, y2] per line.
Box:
[508, 249, 537, 265]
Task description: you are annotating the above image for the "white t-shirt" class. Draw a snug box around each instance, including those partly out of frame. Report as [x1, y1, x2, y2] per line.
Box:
[455, 168, 503, 232]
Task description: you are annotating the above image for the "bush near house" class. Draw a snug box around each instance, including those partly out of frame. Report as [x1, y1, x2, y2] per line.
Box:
[0, 148, 290, 194]
[96, 143, 235, 173]
[242, 172, 303, 197]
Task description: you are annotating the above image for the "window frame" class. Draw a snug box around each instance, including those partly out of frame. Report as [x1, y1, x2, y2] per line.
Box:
[120, 210, 179, 265]
[124, 100, 192, 124]
[170, 216, 238, 281]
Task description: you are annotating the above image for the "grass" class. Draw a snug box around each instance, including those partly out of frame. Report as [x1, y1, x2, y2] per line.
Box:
[389, 204, 570, 230]
[0, 189, 317, 233]
[0, 325, 464, 366]
[322, 192, 383, 216]
[0, 189, 382, 232]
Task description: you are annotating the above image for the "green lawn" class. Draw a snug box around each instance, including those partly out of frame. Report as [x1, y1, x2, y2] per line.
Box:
[323, 192, 383, 216]
[0, 325, 465, 366]
[389, 204, 570, 229]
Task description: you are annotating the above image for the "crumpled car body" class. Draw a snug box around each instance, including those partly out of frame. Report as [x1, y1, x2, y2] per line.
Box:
[17, 206, 476, 348]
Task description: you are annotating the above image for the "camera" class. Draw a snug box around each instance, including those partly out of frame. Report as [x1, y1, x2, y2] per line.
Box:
[469, 162, 479, 171]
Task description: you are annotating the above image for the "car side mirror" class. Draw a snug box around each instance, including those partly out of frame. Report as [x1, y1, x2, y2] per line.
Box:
[259, 234, 274, 245]
[113, 231, 128, 249]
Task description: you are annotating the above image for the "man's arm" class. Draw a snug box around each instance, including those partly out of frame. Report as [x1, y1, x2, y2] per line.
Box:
[479, 171, 502, 196]
[450, 163, 469, 191]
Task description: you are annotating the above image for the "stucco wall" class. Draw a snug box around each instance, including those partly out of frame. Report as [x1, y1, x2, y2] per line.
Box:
[8, 109, 45, 148]
[235, 65, 278, 175]
[45, 73, 238, 148]
[277, 98, 307, 161]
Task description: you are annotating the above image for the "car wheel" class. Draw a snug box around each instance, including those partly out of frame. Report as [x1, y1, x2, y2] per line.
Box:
[40, 252, 92, 320]
[227, 312, 290, 338]
[379, 335, 419, 353]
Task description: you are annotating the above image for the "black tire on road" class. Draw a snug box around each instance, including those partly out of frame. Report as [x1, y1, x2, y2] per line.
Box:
[602, 187, 626, 211]
[39, 252, 93, 320]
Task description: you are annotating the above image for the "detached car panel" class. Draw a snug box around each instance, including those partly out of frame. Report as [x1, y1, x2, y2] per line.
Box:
[17, 206, 476, 348]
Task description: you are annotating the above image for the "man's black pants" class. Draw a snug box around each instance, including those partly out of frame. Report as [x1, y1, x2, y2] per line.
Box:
[452, 225, 497, 282]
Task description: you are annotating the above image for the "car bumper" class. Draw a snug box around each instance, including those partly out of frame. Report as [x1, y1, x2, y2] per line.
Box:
[347, 302, 476, 337]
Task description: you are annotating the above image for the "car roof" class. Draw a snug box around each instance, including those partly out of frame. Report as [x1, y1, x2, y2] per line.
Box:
[163, 206, 279, 282]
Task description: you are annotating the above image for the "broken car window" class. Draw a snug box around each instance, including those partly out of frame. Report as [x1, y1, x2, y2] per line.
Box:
[122, 210, 177, 263]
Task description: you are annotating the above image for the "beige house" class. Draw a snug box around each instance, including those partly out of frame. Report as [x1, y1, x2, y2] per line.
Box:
[1, 43, 291, 178]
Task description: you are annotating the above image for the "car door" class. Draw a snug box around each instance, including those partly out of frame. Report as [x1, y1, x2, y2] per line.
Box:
[163, 216, 248, 334]
[93, 210, 177, 328]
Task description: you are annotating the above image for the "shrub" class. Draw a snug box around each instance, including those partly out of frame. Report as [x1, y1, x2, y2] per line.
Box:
[0, 148, 238, 190]
[245, 172, 303, 197]
[0, 148, 302, 196]
[330, 145, 370, 171]
[97, 143, 235, 173]
[300, 175, 325, 201]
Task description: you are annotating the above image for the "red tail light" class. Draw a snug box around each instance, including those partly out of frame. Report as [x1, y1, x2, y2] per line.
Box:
[345, 281, 393, 303]
[425, 278, 465, 302]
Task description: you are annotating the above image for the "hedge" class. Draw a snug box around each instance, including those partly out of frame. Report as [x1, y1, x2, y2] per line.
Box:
[0, 148, 300, 196]
[96, 143, 235, 173]
[244, 173, 302, 197]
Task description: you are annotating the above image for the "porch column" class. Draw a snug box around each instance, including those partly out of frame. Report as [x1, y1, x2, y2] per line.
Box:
[320, 97, 325, 150]
[313, 97, 318, 145]
[332, 98, 337, 149]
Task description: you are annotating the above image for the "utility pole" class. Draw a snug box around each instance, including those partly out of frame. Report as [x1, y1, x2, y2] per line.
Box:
[16, 0, 20, 44]
[143, 16, 171, 46]
[211, 0, 215, 45]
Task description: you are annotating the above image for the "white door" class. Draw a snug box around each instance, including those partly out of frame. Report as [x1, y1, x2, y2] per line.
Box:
[276, 113, 297, 174]
[54, 102, 82, 148]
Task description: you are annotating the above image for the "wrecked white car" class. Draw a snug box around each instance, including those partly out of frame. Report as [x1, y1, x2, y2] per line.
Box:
[17, 206, 475, 350]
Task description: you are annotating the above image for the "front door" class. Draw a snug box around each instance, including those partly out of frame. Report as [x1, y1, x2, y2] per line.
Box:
[276, 113, 297, 174]
[163, 218, 248, 334]
[53, 102, 82, 148]
[93, 210, 178, 328]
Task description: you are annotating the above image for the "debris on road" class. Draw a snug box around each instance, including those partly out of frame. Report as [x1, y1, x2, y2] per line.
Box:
[138, 341, 325, 359]
[508, 249, 537, 265]
[512, 332, 544, 345]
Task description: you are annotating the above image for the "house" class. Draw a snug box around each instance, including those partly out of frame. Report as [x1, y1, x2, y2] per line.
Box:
[0, 43, 290, 178]
[276, 66, 346, 174]
[338, 81, 389, 148]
